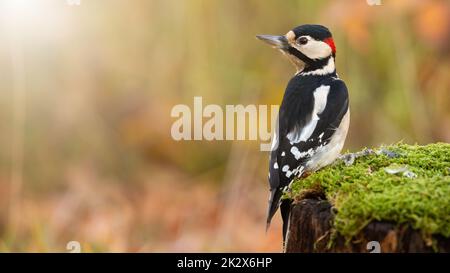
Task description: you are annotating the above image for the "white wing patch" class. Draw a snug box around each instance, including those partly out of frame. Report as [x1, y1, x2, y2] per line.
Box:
[287, 85, 330, 144]
[290, 146, 315, 160]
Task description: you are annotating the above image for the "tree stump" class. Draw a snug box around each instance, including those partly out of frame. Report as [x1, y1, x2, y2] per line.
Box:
[285, 143, 450, 253]
[285, 198, 450, 253]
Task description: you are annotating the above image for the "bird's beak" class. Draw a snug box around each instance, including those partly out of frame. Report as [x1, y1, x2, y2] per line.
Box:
[256, 35, 289, 50]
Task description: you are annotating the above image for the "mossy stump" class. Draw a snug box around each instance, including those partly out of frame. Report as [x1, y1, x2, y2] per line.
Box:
[284, 143, 450, 253]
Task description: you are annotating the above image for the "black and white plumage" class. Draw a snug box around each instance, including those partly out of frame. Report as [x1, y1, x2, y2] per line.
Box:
[257, 25, 350, 242]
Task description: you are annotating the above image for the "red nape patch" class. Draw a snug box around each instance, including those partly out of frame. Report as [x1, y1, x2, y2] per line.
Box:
[324, 37, 336, 54]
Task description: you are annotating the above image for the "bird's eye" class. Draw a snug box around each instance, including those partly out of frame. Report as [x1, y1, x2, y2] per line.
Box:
[298, 37, 308, 45]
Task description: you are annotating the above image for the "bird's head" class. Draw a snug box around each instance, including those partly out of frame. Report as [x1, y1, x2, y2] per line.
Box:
[257, 24, 336, 74]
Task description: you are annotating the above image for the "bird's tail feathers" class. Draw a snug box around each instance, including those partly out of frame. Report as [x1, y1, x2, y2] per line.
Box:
[280, 198, 292, 243]
[266, 188, 283, 231]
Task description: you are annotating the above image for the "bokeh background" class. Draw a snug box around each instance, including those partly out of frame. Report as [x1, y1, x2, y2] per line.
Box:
[0, 0, 449, 252]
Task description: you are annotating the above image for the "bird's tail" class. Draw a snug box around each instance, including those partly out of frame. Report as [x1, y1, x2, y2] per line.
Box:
[280, 198, 292, 243]
[265, 188, 283, 231]
[266, 188, 292, 244]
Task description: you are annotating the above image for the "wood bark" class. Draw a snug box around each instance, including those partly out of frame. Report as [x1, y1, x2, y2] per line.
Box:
[285, 198, 450, 253]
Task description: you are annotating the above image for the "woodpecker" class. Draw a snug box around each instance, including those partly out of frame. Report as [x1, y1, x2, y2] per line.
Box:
[257, 25, 350, 243]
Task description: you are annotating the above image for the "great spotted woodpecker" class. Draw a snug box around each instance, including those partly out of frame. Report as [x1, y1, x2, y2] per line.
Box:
[257, 24, 350, 243]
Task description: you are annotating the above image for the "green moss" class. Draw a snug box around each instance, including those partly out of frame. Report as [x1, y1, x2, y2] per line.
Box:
[288, 143, 450, 240]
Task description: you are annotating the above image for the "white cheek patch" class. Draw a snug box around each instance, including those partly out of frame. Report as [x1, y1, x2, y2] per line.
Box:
[290, 36, 332, 60]
[301, 39, 332, 59]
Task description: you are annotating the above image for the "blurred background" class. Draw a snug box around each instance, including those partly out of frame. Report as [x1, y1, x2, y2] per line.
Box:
[0, 0, 449, 252]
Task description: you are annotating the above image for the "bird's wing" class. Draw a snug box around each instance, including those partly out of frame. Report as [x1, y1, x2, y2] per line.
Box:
[266, 78, 349, 225]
